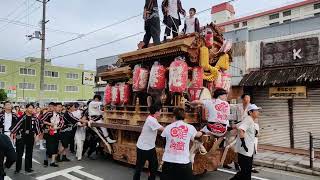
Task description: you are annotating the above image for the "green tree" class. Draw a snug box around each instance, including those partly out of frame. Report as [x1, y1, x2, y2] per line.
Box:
[0, 89, 7, 101]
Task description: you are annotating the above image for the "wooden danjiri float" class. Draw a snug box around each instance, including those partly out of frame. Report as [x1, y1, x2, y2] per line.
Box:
[93, 23, 235, 175]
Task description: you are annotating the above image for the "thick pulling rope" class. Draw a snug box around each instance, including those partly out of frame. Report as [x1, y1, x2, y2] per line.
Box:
[88, 121, 113, 154]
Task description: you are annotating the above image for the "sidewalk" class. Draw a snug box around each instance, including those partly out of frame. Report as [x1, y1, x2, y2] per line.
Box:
[254, 149, 320, 176]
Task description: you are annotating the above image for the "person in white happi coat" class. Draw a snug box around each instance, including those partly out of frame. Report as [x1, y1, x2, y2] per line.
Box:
[72, 106, 86, 161]
[88, 95, 116, 144]
[235, 93, 260, 173]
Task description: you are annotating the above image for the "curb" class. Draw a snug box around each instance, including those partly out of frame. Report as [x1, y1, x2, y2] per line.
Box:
[254, 159, 320, 176]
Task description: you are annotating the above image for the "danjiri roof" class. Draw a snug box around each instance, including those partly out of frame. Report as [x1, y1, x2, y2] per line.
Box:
[239, 65, 320, 86]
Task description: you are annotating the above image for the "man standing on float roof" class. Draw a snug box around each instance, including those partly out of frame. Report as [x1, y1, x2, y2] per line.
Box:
[143, 0, 161, 48]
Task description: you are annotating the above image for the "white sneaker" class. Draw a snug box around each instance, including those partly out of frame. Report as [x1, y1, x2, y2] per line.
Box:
[106, 137, 116, 144]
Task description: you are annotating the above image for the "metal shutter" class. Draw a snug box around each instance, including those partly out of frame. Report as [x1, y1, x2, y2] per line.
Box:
[293, 87, 320, 150]
[253, 88, 291, 148]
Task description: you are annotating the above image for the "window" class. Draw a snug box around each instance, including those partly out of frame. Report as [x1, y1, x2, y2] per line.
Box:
[233, 23, 239, 28]
[269, 22, 280, 26]
[242, 21, 247, 27]
[0, 82, 5, 89]
[44, 70, 59, 78]
[269, 13, 279, 20]
[314, 3, 320, 10]
[65, 86, 79, 92]
[44, 84, 57, 91]
[0, 65, 5, 73]
[315, 12, 320, 17]
[20, 68, 35, 76]
[283, 19, 291, 23]
[283, 10, 291, 17]
[18, 83, 35, 90]
[66, 73, 79, 79]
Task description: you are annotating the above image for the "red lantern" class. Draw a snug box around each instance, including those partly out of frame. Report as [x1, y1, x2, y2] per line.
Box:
[104, 84, 112, 105]
[148, 62, 166, 90]
[169, 57, 188, 93]
[133, 65, 149, 92]
[191, 67, 203, 88]
[119, 83, 130, 104]
[111, 85, 120, 105]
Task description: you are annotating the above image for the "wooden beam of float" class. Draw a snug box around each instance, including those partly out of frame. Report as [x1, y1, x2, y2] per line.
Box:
[118, 36, 195, 64]
[98, 66, 132, 81]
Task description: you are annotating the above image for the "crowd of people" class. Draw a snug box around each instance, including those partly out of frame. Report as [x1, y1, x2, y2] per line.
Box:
[0, 95, 116, 178]
[133, 89, 261, 180]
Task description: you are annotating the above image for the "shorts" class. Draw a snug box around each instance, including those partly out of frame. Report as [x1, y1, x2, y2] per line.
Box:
[60, 131, 72, 148]
[46, 133, 59, 157]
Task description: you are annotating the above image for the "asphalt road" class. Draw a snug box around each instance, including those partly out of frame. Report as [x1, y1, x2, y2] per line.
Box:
[4, 148, 319, 180]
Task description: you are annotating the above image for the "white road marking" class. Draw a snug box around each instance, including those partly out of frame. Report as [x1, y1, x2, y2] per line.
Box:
[4, 176, 12, 180]
[36, 166, 104, 180]
[217, 168, 271, 180]
[22, 153, 41, 164]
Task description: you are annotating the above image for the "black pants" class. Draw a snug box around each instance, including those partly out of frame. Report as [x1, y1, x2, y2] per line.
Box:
[0, 152, 4, 180]
[230, 153, 253, 180]
[16, 134, 34, 171]
[85, 129, 99, 157]
[164, 16, 180, 38]
[161, 162, 193, 180]
[143, 17, 161, 48]
[0, 134, 16, 179]
[69, 128, 76, 152]
[133, 148, 158, 180]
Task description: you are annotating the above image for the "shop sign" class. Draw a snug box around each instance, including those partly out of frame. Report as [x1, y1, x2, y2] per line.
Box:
[261, 37, 319, 68]
[82, 72, 95, 86]
[269, 86, 306, 99]
[6, 86, 17, 99]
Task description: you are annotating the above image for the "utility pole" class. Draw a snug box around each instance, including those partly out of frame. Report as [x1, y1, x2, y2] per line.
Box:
[37, 0, 49, 106]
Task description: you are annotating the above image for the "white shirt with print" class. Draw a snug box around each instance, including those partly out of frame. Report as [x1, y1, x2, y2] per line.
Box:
[137, 115, 163, 150]
[168, 0, 178, 19]
[235, 116, 256, 157]
[202, 98, 230, 126]
[4, 112, 12, 132]
[161, 120, 197, 164]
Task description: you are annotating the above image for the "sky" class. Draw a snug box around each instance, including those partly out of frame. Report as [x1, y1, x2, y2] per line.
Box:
[0, 0, 304, 70]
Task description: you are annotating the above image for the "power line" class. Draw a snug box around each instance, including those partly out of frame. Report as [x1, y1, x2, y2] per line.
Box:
[51, 32, 144, 59]
[0, 1, 40, 32]
[1, 0, 28, 20]
[0, 18, 81, 35]
[47, 13, 142, 49]
[6, 12, 143, 61]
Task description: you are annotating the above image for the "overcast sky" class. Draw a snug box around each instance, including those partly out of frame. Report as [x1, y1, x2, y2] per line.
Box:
[0, 0, 302, 70]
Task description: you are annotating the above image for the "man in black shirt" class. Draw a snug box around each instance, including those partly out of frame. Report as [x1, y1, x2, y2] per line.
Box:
[0, 134, 16, 180]
[10, 104, 40, 174]
[142, 0, 161, 48]
[60, 103, 87, 162]
[41, 102, 64, 167]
